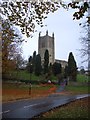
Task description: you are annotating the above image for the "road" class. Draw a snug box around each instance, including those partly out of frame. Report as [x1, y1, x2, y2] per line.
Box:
[1, 93, 89, 119]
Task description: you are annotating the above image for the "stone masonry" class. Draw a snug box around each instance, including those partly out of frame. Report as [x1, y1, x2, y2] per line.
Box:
[38, 30, 55, 65]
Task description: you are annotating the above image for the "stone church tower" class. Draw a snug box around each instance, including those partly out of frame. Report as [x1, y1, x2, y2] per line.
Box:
[38, 31, 55, 64]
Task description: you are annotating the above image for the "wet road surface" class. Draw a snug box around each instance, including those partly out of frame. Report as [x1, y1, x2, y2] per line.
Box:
[1, 85, 90, 119]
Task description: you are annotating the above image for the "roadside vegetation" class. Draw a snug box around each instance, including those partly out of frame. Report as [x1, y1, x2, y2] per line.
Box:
[77, 74, 89, 83]
[3, 70, 57, 83]
[2, 82, 57, 102]
[64, 74, 89, 95]
[65, 85, 88, 95]
[2, 70, 89, 102]
[34, 97, 89, 119]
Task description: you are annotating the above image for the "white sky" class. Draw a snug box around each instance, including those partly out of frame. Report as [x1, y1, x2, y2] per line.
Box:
[22, 7, 88, 69]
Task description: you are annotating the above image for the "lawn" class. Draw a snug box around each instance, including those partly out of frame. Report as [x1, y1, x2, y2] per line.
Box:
[2, 72, 89, 119]
[64, 74, 89, 95]
[77, 74, 89, 83]
[5, 70, 57, 83]
[2, 82, 57, 102]
[5, 70, 89, 84]
[2, 72, 89, 102]
[65, 85, 89, 95]
[2, 80, 89, 102]
[7, 70, 42, 81]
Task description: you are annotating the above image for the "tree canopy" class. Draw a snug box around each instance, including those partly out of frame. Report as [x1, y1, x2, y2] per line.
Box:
[0, 1, 90, 38]
[2, 19, 22, 75]
[52, 62, 62, 76]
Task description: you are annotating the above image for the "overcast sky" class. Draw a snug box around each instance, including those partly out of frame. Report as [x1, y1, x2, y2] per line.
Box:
[22, 7, 88, 69]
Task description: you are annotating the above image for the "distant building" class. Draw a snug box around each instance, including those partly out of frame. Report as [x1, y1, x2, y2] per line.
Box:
[38, 31, 68, 68]
[55, 59, 68, 68]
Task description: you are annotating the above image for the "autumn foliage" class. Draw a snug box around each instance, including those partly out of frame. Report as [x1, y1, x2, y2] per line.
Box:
[2, 19, 22, 78]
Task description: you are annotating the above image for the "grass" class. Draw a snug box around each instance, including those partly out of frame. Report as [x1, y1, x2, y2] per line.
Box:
[35, 97, 89, 118]
[2, 80, 89, 102]
[65, 85, 89, 95]
[5, 70, 89, 83]
[2, 71, 89, 102]
[8, 70, 42, 81]
[2, 82, 57, 102]
[2, 72, 89, 119]
[63, 73, 89, 95]
[3, 83, 54, 90]
[5, 70, 57, 82]
[77, 74, 89, 83]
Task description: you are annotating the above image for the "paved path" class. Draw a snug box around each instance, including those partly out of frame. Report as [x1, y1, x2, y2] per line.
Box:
[1, 93, 89, 119]
[56, 83, 66, 92]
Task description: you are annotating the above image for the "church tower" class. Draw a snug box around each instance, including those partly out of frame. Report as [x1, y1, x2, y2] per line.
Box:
[38, 31, 55, 65]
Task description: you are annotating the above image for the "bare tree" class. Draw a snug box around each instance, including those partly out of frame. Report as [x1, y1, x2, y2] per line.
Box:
[88, 2, 90, 74]
[80, 2, 90, 74]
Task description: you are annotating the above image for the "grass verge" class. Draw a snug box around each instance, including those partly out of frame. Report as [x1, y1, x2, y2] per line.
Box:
[34, 97, 89, 119]
[2, 82, 57, 102]
[65, 85, 89, 95]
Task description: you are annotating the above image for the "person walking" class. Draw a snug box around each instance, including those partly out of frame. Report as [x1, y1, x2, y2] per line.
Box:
[64, 76, 68, 86]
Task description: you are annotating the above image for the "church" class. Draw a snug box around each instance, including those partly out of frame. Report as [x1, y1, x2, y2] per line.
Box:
[38, 31, 68, 68]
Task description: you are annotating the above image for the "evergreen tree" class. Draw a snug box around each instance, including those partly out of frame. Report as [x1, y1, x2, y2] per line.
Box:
[35, 54, 42, 76]
[27, 56, 33, 73]
[64, 65, 68, 77]
[52, 62, 62, 76]
[32, 51, 36, 73]
[49, 63, 52, 74]
[28, 56, 32, 63]
[68, 52, 77, 81]
[44, 49, 49, 74]
[46, 63, 53, 80]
